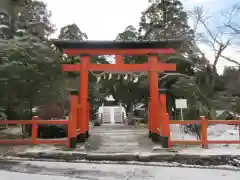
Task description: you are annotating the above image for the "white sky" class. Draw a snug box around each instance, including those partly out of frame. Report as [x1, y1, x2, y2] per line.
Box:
[44, 0, 149, 40]
[44, 0, 209, 40]
[43, 0, 239, 73]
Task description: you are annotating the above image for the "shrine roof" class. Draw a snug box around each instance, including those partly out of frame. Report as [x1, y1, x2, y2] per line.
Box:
[52, 39, 182, 50]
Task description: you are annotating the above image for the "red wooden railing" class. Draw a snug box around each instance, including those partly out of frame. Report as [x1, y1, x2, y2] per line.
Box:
[0, 92, 82, 148]
[0, 118, 69, 146]
[166, 116, 240, 148]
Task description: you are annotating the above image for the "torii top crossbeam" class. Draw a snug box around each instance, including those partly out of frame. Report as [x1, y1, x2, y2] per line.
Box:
[53, 40, 182, 72]
[53, 40, 182, 55]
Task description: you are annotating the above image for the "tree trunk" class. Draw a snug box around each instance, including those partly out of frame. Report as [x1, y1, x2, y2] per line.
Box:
[28, 97, 33, 119]
[22, 96, 33, 138]
[126, 101, 135, 125]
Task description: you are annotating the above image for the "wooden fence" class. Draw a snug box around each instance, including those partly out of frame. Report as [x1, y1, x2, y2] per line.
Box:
[167, 116, 240, 148]
[0, 93, 80, 148]
[0, 116, 75, 148]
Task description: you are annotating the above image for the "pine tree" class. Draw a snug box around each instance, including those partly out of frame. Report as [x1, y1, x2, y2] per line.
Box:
[139, 0, 194, 50]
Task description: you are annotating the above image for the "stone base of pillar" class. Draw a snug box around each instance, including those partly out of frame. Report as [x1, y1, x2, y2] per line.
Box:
[69, 137, 77, 148]
[162, 136, 169, 148]
[85, 130, 90, 138]
[77, 133, 86, 143]
[148, 130, 152, 137]
[151, 133, 161, 142]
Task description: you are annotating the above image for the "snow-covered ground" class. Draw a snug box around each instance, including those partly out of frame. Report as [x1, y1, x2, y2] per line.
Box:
[152, 124, 240, 155]
[170, 124, 240, 149]
[0, 161, 239, 180]
[9, 124, 239, 156]
[0, 123, 239, 157]
[0, 124, 240, 180]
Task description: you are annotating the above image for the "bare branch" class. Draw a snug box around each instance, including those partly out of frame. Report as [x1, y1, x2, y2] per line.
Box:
[226, 25, 240, 34]
[158, 72, 193, 81]
[222, 3, 240, 35]
[220, 55, 240, 66]
[190, 5, 237, 68]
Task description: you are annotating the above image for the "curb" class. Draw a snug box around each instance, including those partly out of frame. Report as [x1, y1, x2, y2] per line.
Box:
[7, 152, 240, 167]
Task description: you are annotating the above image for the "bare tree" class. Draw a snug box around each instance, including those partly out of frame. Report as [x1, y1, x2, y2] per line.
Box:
[191, 6, 240, 67]
[189, 6, 240, 98]
[223, 3, 240, 35]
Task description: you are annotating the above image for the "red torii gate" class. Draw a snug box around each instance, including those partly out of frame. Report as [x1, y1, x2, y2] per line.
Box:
[53, 40, 181, 147]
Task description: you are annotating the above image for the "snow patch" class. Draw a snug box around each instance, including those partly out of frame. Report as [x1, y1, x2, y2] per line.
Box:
[169, 124, 240, 155]
[24, 145, 58, 153]
[5, 161, 240, 180]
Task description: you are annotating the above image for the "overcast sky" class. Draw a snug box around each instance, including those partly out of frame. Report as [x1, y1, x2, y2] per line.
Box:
[42, 0, 240, 72]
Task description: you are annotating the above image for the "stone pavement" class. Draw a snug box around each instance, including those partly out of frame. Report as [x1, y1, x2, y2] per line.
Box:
[84, 124, 156, 153]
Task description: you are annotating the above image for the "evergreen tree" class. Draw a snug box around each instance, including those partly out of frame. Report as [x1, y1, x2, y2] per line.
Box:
[139, 0, 195, 52]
